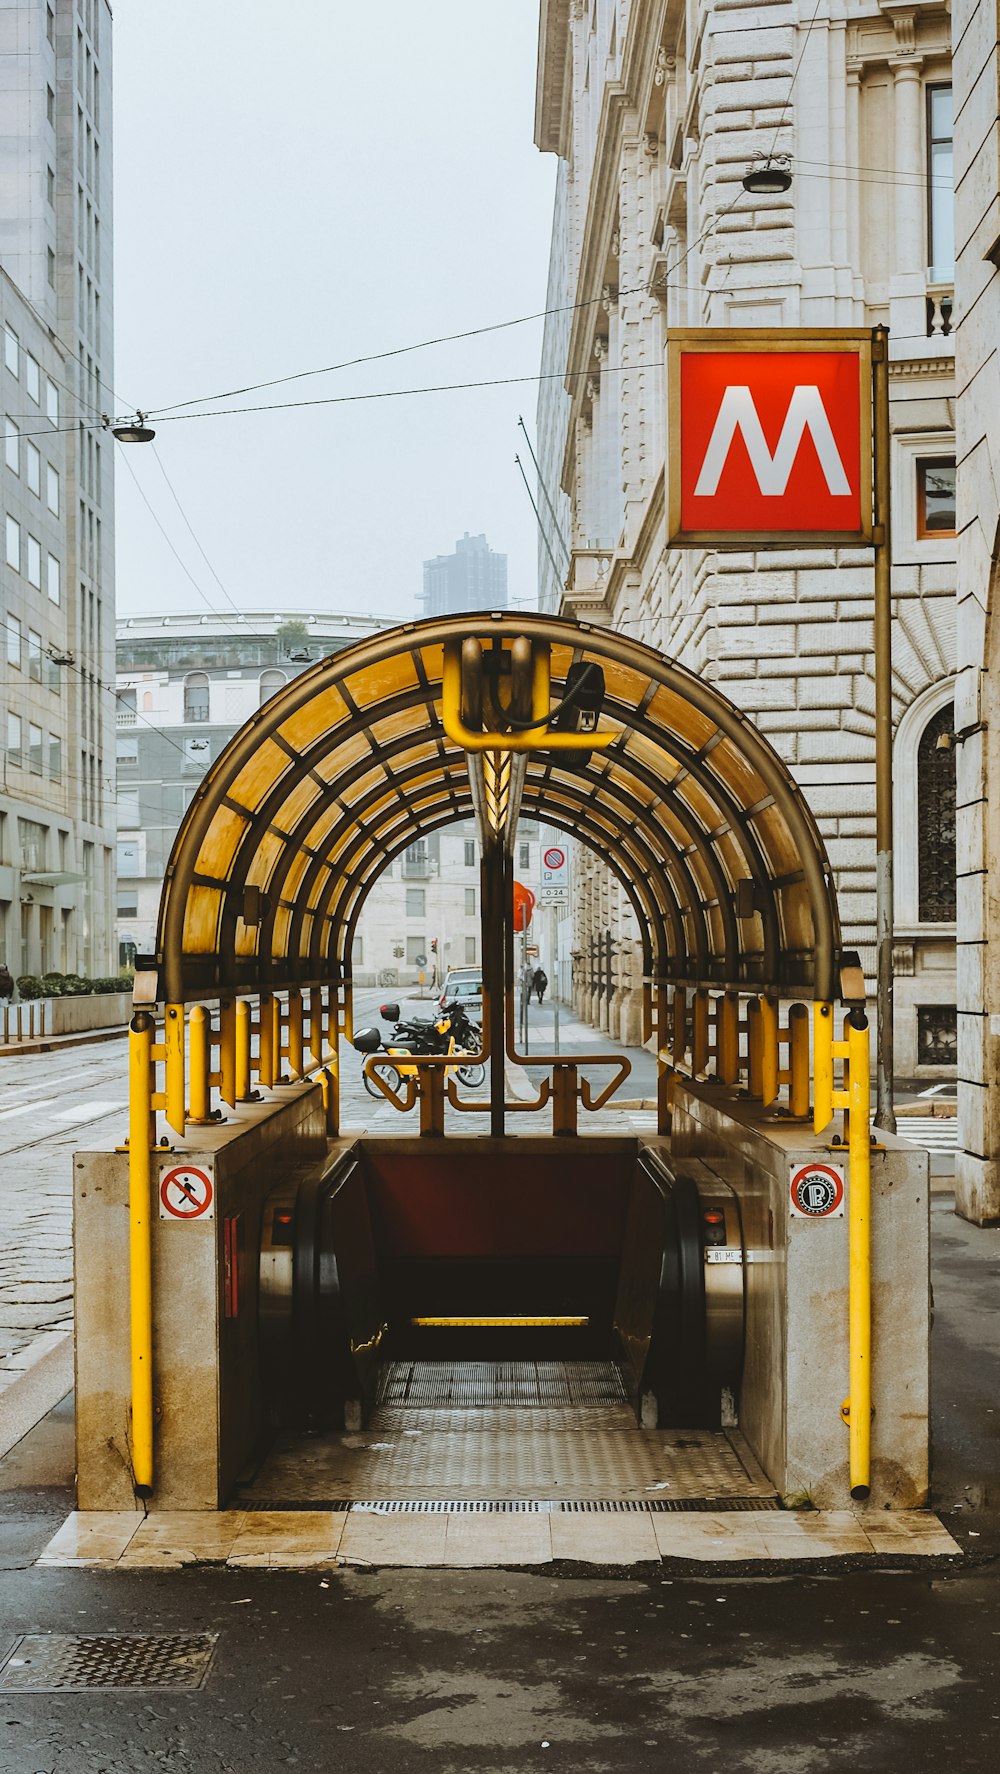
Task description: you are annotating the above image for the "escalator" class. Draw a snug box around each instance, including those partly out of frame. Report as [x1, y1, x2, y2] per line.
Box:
[249, 1136, 754, 1507]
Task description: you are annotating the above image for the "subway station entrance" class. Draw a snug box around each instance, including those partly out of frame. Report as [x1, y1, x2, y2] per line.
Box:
[72, 614, 931, 1527]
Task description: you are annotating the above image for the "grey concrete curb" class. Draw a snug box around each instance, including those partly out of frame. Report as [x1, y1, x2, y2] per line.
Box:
[0, 1333, 74, 1459]
[0, 1022, 130, 1057]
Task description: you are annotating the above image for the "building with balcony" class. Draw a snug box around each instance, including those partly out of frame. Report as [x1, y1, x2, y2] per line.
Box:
[1, 1, 116, 981]
[533, 0, 957, 1075]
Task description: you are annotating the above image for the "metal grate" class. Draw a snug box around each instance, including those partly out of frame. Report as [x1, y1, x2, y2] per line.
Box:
[0, 1635, 217, 1692]
[240, 1496, 780, 1515]
[377, 1360, 627, 1408]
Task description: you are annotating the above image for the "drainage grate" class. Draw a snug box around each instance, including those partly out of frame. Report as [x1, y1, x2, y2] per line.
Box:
[0, 1635, 218, 1692]
[645, 1497, 781, 1514]
[257, 1497, 783, 1515]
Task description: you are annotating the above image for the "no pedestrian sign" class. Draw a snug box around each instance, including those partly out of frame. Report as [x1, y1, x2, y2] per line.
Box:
[789, 1161, 844, 1220]
[159, 1162, 215, 1221]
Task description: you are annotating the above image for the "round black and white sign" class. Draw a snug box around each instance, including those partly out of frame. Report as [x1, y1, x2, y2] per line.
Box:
[789, 1162, 844, 1219]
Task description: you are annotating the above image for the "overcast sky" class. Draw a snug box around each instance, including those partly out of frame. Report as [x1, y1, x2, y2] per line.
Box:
[112, 0, 556, 624]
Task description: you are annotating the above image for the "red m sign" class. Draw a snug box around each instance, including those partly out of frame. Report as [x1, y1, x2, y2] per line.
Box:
[667, 331, 873, 546]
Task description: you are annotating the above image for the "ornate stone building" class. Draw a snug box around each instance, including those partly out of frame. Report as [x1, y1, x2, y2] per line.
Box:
[534, 0, 958, 1077]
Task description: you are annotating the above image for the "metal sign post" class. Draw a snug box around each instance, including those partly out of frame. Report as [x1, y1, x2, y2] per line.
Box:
[871, 326, 895, 1134]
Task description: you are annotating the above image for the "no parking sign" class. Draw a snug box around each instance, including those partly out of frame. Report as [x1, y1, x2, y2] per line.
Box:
[789, 1161, 844, 1219]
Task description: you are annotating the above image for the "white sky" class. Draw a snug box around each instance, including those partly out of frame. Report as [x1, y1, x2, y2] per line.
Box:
[112, 0, 556, 624]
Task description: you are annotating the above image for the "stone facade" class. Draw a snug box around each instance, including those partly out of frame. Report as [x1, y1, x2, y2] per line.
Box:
[534, 0, 958, 1076]
[952, 0, 1000, 1221]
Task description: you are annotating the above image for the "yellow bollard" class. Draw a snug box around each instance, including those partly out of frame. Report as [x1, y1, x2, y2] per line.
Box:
[219, 997, 236, 1109]
[188, 1005, 212, 1123]
[164, 1002, 186, 1136]
[813, 1001, 834, 1134]
[258, 993, 274, 1088]
[693, 988, 710, 1076]
[287, 988, 304, 1079]
[846, 1011, 872, 1500]
[717, 992, 740, 1086]
[235, 999, 253, 1100]
[787, 1002, 811, 1117]
[761, 996, 779, 1107]
[128, 1012, 155, 1497]
[747, 997, 762, 1098]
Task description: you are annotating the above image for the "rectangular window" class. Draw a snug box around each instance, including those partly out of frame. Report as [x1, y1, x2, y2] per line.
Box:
[46, 247, 55, 289]
[116, 736, 138, 767]
[465, 888, 476, 916]
[917, 1004, 957, 1066]
[25, 441, 40, 495]
[46, 85, 55, 126]
[464, 936, 477, 964]
[464, 840, 475, 867]
[519, 843, 530, 869]
[7, 712, 22, 766]
[45, 379, 58, 424]
[406, 936, 426, 966]
[917, 458, 956, 537]
[46, 5, 54, 47]
[47, 553, 60, 604]
[48, 733, 61, 780]
[46, 463, 59, 515]
[405, 887, 426, 918]
[27, 535, 41, 588]
[47, 165, 55, 207]
[25, 355, 39, 404]
[117, 891, 139, 919]
[28, 722, 43, 774]
[927, 85, 954, 280]
[6, 615, 21, 668]
[5, 515, 20, 571]
[4, 415, 18, 472]
[28, 630, 42, 682]
[352, 934, 363, 965]
[3, 326, 17, 376]
[117, 837, 140, 878]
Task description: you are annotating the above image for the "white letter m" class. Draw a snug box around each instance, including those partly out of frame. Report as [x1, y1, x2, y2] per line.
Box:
[693, 384, 851, 498]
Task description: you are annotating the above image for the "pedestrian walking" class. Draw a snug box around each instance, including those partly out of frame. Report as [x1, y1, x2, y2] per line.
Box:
[0, 963, 14, 1001]
[532, 966, 548, 1006]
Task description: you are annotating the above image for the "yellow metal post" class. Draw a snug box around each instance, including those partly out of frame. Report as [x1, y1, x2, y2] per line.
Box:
[164, 1002, 186, 1136]
[761, 995, 779, 1107]
[552, 1062, 579, 1136]
[672, 988, 687, 1068]
[692, 988, 710, 1076]
[419, 1064, 446, 1137]
[846, 1010, 872, 1499]
[717, 992, 740, 1085]
[235, 998, 253, 1100]
[258, 993, 274, 1088]
[272, 994, 283, 1080]
[308, 987, 324, 1065]
[747, 998, 762, 1098]
[813, 1002, 835, 1134]
[787, 1002, 810, 1118]
[325, 1051, 340, 1135]
[188, 1005, 212, 1123]
[287, 987, 304, 1079]
[128, 1012, 155, 1496]
[219, 997, 236, 1109]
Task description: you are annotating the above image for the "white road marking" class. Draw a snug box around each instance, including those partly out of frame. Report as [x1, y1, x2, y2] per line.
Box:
[49, 1100, 126, 1124]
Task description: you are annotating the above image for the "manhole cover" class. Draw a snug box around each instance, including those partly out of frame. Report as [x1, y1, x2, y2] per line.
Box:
[0, 1634, 217, 1691]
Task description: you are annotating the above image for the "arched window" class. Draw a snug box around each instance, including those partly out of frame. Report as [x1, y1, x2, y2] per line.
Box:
[183, 671, 210, 723]
[259, 669, 286, 707]
[917, 701, 956, 922]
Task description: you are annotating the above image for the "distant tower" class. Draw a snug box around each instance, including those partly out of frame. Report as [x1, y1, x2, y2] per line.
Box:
[419, 533, 508, 618]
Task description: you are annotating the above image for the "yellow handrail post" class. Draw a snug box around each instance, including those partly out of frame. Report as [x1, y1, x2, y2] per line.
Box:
[813, 1002, 835, 1134]
[761, 995, 780, 1107]
[419, 1063, 446, 1137]
[128, 1011, 155, 1497]
[308, 987, 324, 1065]
[692, 988, 710, 1076]
[747, 997, 762, 1098]
[326, 1048, 340, 1135]
[188, 1005, 212, 1123]
[672, 987, 687, 1068]
[341, 979, 353, 1046]
[235, 999, 253, 1100]
[272, 994, 283, 1080]
[258, 993, 274, 1088]
[287, 987, 304, 1079]
[717, 992, 740, 1085]
[552, 1062, 579, 1136]
[218, 997, 236, 1109]
[787, 1002, 810, 1117]
[164, 1002, 186, 1136]
[846, 1010, 872, 1499]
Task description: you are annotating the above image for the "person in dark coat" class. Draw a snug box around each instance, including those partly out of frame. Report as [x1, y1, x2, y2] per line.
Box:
[0, 964, 14, 1001]
[532, 966, 548, 1005]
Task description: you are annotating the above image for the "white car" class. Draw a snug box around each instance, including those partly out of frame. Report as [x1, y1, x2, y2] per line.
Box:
[438, 969, 483, 1014]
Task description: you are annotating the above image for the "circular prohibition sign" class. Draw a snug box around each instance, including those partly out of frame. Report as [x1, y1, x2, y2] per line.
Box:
[159, 1164, 214, 1220]
[543, 846, 566, 871]
[789, 1162, 844, 1219]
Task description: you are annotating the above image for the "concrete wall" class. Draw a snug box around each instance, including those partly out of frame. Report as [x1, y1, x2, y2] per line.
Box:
[1, 991, 131, 1041]
[670, 1081, 930, 1509]
[75, 1082, 329, 1511]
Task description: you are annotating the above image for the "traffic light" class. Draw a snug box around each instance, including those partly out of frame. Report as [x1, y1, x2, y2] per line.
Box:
[430, 939, 438, 954]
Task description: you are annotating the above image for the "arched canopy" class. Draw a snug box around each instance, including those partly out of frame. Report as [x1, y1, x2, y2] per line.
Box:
[154, 613, 841, 1003]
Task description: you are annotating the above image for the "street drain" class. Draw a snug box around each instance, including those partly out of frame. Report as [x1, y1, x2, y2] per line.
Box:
[0, 1634, 217, 1691]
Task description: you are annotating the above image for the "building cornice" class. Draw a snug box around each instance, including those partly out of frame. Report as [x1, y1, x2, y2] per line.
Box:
[534, 0, 571, 155]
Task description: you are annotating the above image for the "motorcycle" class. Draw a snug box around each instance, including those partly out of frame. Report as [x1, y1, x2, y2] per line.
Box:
[353, 999, 485, 1098]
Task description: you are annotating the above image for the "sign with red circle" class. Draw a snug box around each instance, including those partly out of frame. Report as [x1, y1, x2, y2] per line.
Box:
[789, 1161, 844, 1219]
[159, 1163, 215, 1221]
[543, 847, 566, 871]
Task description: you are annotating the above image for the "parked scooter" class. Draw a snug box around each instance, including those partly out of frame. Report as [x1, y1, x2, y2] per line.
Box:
[353, 999, 485, 1097]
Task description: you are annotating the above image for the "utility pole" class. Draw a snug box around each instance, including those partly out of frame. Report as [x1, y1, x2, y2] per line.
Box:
[872, 324, 895, 1134]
